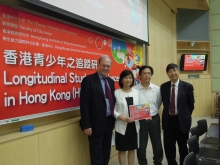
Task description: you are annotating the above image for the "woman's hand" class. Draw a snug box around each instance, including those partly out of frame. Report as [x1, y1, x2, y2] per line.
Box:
[126, 117, 134, 123]
[118, 115, 134, 123]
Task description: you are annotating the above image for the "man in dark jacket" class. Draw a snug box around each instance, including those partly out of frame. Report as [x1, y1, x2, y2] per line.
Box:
[80, 55, 116, 165]
[160, 63, 194, 165]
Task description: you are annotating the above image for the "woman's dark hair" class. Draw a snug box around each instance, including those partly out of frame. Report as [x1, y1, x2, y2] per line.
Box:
[119, 70, 134, 88]
[166, 63, 178, 72]
[139, 65, 154, 75]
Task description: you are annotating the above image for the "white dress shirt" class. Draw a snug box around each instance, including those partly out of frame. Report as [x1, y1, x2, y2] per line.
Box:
[133, 83, 162, 117]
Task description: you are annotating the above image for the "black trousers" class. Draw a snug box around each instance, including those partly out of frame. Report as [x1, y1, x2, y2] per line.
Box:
[88, 116, 112, 165]
[163, 115, 189, 165]
[137, 114, 163, 165]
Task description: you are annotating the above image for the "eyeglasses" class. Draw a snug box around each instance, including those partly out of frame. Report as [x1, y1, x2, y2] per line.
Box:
[167, 68, 178, 74]
[100, 64, 111, 69]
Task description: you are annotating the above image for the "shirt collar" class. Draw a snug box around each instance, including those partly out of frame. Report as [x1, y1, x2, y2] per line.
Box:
[171, 79, 179, 87]
[97, 72, 105, 80]
[137, 82, 152, 90]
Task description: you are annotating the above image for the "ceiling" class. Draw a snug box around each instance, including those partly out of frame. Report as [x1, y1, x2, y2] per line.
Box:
[175, 0, 209, 10]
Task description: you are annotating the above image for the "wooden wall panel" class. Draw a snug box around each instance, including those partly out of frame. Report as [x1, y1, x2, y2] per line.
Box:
[175, 0, 209, 10]
[162, 0, 177, 13]
[0, 135, 39, 165]
[182, 79, 212, 117]
[0, 119, 117, 165]
[38, 123, 90, 165]
[147, 0, 176, 86]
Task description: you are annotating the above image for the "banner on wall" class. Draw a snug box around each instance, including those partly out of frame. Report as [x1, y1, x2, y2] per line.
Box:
[0, 4, 143, 124]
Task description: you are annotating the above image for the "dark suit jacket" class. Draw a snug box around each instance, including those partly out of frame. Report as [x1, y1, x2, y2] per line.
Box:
[80, 72, 116, 135]
[160, 80, 195, 133]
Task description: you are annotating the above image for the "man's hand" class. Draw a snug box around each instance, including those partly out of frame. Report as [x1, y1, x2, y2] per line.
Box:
[84, 128, 92, 136]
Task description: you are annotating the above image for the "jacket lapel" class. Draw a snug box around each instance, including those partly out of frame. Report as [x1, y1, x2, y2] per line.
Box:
[94, 72, 105, 98]
[177, 80, 184, 100]
[166, 82, 171, 101]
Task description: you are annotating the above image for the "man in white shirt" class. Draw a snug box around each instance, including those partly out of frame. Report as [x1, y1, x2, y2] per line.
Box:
[133, 65, 163, 165]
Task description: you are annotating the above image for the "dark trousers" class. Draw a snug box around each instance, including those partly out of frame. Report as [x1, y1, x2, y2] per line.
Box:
[88, 117, 112, 165]
[137, 114, 163, 165]
[163, 115, 189, 165]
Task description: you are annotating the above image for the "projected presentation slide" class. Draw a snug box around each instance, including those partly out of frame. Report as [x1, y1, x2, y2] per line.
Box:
[39, 0, 148, 43]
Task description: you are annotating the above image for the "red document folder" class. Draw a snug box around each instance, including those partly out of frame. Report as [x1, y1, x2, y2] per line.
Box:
[129, 103, 151, 121]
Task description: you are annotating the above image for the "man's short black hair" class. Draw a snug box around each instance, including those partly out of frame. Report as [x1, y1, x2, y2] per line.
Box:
[166, 63, 178, 72]
[139, 65, 154, 76]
